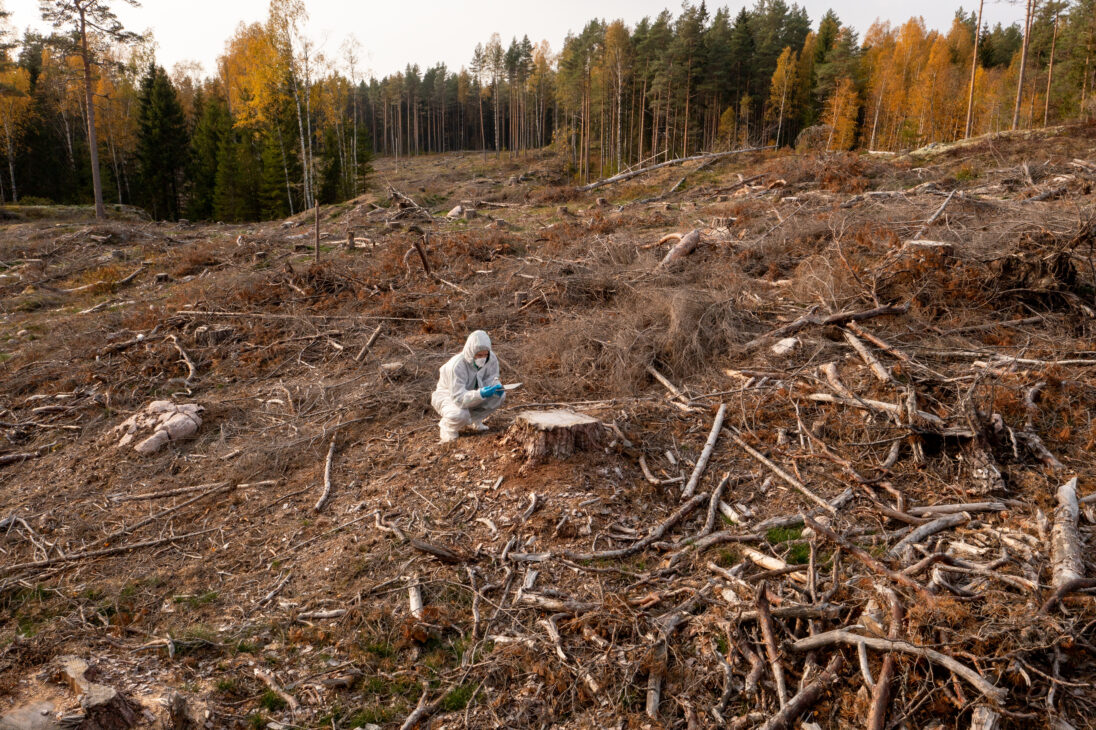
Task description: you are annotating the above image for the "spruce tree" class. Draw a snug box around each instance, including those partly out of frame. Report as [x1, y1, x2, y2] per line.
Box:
[186, 93, 229, 220]
[135, 64, 188, 220]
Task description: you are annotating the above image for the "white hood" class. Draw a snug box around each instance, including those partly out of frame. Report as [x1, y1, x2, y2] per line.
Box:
[462, 330, 492, 365]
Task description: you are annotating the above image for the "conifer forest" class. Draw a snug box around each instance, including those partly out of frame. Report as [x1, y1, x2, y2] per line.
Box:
[1, 0, 1095, 220]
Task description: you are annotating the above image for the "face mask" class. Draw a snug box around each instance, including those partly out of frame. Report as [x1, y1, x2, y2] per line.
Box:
[474, 356, 488, 369]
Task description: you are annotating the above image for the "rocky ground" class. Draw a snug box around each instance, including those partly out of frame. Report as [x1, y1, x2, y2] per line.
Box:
[1, 128, 1095, 729]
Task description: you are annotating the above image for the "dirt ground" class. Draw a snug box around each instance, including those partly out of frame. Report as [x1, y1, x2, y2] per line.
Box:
[2, 126, 1095, 729]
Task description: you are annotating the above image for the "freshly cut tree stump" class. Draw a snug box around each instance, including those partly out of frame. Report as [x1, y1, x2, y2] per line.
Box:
[505, 410, 606, 467]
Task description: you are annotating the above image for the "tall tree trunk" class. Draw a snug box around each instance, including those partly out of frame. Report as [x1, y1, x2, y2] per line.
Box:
[965, 0, 984, 138]
[1012, 0, 1035, 130]
[2, 124, 16, 203]
[1043, 8, 1059, 126]
[277, 126, 295, 216]
[79, 11, 106, 219]
[291, 79, 311, 208]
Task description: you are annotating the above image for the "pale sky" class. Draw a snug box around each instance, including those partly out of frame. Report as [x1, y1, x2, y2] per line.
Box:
[4, 0, 1026, 80]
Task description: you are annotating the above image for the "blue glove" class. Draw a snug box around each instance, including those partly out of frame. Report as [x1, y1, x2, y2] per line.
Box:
[479, 384, 505, 398]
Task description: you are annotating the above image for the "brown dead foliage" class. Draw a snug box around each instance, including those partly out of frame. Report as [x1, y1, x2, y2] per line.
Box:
[1, 132, 1096, 730]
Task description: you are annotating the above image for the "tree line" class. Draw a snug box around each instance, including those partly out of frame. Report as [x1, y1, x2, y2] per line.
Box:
[1, 0, 1093, 221]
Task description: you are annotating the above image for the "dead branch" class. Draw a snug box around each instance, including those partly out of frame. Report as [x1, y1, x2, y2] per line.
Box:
[562, 492, 709, 561]
[682, 403, 726, 499]
[576, 145, 774, 192]
[254, 669, 298, 713]
[888, 513, 969, 560]
[757, 654, 844, 730]
[910, 190, 957, 241]
[756, 583, 788, 707]
[60, 264, 146, 294]
[1051, 477, 1084, 591]
[803, 515, 934, 602]
[1, 528, 216, 577]
[790, 630, 1006, 703]
[355, 324, 384, 362]
[658, 229, 702, 268]
[313, 435, 337, 512]
[867, 588, 904, 730]
[167, 335, 198, 384]
[742, 303, 910, 352]
[727, 428, 835, 513]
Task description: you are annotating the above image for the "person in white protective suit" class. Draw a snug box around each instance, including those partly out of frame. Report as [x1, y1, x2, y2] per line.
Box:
[431, 330, 506, 443]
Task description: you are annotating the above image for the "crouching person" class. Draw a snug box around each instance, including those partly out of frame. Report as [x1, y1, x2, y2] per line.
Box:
[431, 330, 506, 443]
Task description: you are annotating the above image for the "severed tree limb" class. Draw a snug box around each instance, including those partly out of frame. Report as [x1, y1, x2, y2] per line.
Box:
[0, 528, 217, 577]
[166, 335, 199, 384]
[888, 513, 969, 559]
[682, 403, 726, 499]
[577, 145, 774, 191]
[866, 588, 904, 730]
[742, 303, 909, 353]
[756, 583, 788, 707]
[757, 654, 845, 730]
[803, 515, 934, 602]
[843, 331, 893, 383]
[910, 189, 957, 241]
[1020, 383, 1064, 470]
[60, 264, 146, 294]
[658, 229, 702, 268]
[791, 630, 1006, 702]
[354, 324, 384, 362]
[727, 428, 835, 513]
[562, 492, 708, 561]
[1051, 477, 1085, 590]
[254, 669, 298, 713]
[313, 434, 338, 512]
[702, 473, 731, 535]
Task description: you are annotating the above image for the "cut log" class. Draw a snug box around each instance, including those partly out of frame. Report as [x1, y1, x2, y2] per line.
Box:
[505, 410, 606, 467]
[1051, 477, 1085, 591]
[657, 229, 701, 268]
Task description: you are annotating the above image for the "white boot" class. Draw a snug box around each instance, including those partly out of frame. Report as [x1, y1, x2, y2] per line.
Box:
[471, 419, 489, 432]
[440, 424, 459, 443]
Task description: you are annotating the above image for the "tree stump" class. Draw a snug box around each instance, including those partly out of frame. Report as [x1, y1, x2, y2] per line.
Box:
[505, 410, 606, 468]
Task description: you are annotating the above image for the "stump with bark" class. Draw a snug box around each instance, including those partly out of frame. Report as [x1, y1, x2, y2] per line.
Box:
[504, 410, 606, 468]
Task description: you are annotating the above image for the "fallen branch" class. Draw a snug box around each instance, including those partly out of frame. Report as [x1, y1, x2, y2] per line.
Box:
[888, 512, 969, 559]
[313, 435, 338, 512]
[0, 528, 217, 577]
[727, 428, 835, 514]
[742, 303, 909, 353]
[577, 146, 774, 192]
[658, 229, 702, 269]
[60, 264, 146, 294]
[355, 324, 384, 362]
[254, 669, 299, 713]
[1051, 477, 1085, 591]
[757, 654, 844, 730]
[790, 630, 1006, 703]
[682, 403, 726, 499]
[910, 190, 956, 241]
[803, 515, 934, 602]
[167, 335, 198, 384]
[756, 583, 788, 707]
[562, 492, 708, 561]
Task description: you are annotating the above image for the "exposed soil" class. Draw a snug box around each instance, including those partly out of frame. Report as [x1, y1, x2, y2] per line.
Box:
[2, 127, 1096, 729]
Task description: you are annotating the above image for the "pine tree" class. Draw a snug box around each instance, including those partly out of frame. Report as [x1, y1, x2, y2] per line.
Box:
[135, 64, 188, 220]
[39, 0, 140, 219]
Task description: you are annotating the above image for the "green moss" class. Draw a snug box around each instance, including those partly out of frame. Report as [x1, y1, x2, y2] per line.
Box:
[765, 526, 803, 544]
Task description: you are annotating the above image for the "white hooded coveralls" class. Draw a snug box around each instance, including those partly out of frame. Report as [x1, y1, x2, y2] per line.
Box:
[431, 330, 505, 441]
